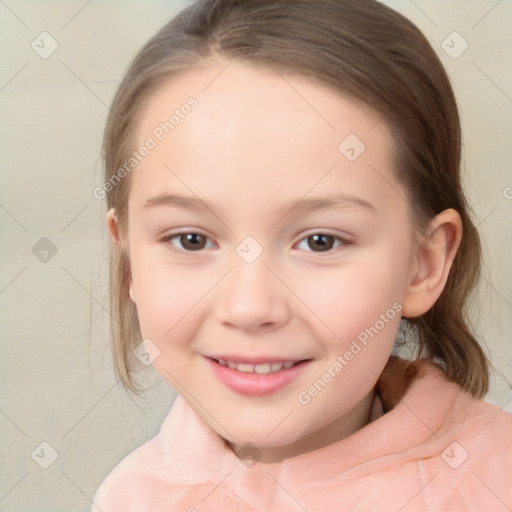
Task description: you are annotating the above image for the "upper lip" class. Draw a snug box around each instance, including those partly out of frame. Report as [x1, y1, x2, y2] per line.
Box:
[205, 354, 310, 364]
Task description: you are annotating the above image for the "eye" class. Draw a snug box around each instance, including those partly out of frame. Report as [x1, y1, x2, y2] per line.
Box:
[296, 233, 349, 253]
[162, 232, 215, 252]
[161, 231, 348, 254]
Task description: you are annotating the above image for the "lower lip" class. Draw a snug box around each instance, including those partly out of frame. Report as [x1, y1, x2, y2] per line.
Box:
[206, 358, 310, 396]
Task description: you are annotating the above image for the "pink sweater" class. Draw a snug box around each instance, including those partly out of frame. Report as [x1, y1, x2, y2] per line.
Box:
[92, 360, 512, 511]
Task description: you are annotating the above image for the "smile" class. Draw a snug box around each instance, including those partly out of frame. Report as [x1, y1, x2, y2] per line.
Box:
[216, 360, 297, 374]
[206, 356, 312, 396]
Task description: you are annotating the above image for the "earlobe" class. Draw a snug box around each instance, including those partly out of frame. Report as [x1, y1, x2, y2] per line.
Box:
[106, 208, 120, 246]
[401, 208, 462, 318]
[106, 208, 136, 304]
[129, 281, 136, 303]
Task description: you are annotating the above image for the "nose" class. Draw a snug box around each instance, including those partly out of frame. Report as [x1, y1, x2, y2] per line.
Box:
[214, 256, 291, 333]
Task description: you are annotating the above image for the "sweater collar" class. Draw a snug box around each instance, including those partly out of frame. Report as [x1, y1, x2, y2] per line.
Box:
[158, 358, 468, 493]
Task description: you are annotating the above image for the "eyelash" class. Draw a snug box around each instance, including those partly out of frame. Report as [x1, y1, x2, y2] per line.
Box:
[159, 231, 351, 255]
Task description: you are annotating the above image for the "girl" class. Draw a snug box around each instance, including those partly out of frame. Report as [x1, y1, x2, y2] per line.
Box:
[92, 0, 511, 510]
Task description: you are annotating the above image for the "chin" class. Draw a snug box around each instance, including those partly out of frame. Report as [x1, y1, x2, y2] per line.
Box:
[220, 416, 310, 450]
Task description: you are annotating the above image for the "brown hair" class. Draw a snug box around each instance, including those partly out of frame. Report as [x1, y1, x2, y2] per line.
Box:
[102, 0, 489, 397]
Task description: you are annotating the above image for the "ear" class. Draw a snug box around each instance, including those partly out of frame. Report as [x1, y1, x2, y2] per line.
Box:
[106, 208, 120, 245]
[401, 208, 462, 318]
[106, 208, 136, 304]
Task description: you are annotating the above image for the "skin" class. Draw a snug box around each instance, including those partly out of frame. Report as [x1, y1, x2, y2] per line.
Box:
[108, 57, 462, 463]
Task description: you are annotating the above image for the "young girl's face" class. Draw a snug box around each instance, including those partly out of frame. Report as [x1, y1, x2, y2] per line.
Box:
[122, 58, 419, 462]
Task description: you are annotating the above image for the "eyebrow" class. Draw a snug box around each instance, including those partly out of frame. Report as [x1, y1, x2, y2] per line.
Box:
[143, 193, 376, 216]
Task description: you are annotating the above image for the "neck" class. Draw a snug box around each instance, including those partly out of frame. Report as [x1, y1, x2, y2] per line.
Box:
[229, 389, 377, 463]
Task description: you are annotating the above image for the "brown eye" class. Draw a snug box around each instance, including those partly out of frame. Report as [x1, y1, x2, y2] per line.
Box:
[307, 234, 335, 252]
[163, 232, 214, 252]
[179, 233, 207, 250]
[296, 233, 348, 253]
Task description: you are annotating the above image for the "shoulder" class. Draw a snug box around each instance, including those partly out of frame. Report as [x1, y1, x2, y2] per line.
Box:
[427, 397, 512, 510]
[90, 395, 218, 512]
[379, 360, 512, 507]
[91, 433, 165, 512]
[455, 398, 512, 464]
[422, 367, 512, 471]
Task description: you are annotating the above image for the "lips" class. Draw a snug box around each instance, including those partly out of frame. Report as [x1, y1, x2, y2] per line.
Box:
[205, 355, 311, 396]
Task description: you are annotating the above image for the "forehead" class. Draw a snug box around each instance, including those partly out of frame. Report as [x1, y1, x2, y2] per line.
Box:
[136, 58, 388, 149]
[130, 58, 403, 217]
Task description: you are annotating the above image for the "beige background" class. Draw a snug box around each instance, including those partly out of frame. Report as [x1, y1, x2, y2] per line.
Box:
[1, 1, 511, 510]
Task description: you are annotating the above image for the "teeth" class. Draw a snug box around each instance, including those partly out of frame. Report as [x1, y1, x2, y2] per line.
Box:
[237, 363, 254, 373]
[217, 359, 298, 373]
[254, 363, 272, 374]
[271, 362, 283, 372]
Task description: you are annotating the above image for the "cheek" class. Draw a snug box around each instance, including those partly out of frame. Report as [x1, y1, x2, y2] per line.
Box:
[294, 256, 405, 348]
[128, 246, 209, 346]
[292, 261, 403, 422]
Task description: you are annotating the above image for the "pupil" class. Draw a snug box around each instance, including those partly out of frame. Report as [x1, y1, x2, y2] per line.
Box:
[179, 234, 335, 252]
[309, 234, 334, 252]
[182, 233, 205, 250]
